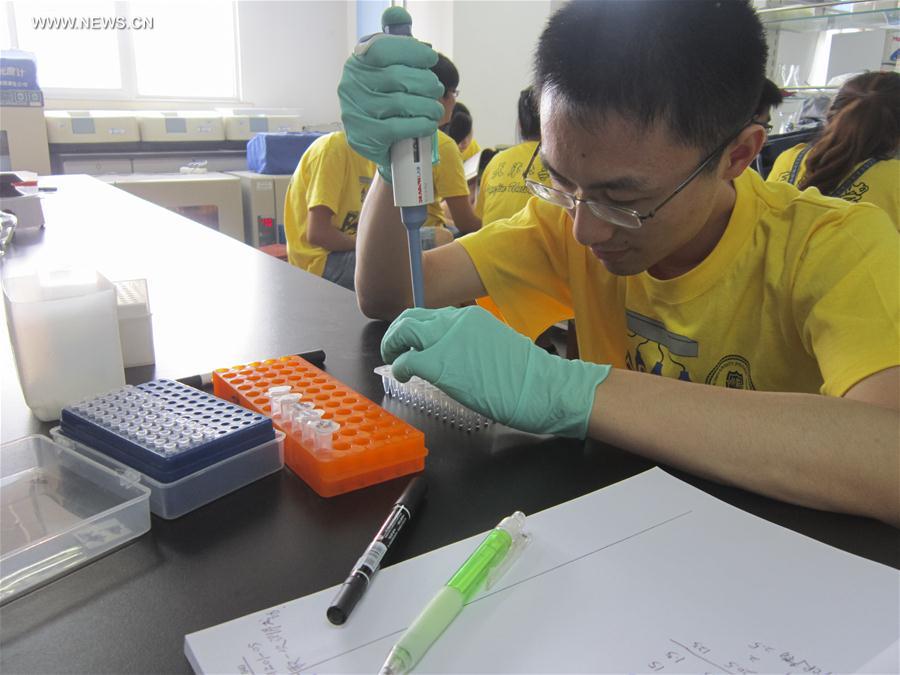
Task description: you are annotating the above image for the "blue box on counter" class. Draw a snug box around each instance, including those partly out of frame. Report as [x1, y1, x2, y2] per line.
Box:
[246, 131, 324, 174]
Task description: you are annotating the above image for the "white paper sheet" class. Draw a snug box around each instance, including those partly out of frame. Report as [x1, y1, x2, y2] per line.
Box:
[185, 468, 900, 674]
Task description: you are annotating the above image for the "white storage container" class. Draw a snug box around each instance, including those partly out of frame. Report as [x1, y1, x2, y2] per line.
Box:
[2, 268, 126, 421]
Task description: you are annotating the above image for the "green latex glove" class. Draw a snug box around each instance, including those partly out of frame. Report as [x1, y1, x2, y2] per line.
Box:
[381, 306, 612, 438]
[338, 22, 445, 180]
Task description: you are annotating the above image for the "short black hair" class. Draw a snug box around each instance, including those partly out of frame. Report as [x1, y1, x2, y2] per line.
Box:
[755, 78, 784, 118]
[431, 53, 459, 98]
[518, 86, 541, 141]
[534, 0, 767, 153]
[452, 101, 470, 117]
[445, 105, 473, 145]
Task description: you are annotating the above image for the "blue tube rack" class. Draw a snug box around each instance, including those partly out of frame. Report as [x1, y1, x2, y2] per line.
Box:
[60, 380, 275, 483]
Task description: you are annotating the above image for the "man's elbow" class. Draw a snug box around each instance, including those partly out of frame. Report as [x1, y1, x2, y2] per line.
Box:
[306, 228, 328, 249]
[356, 287, 402, 322]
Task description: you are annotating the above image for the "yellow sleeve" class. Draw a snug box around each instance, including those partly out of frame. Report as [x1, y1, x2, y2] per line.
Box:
[767, 144, 805, 185]
[790, 203, 900, 396]
[434, 133, 470, 200]
[305, 136, 348, 214]
[460, 138, 481, 162]
[458, 198, 574, 340]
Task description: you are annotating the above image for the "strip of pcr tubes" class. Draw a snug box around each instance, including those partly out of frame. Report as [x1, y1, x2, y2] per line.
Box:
[373, 366, 490, 432]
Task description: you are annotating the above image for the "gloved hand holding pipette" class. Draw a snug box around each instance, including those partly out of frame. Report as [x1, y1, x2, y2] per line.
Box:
[338, 7, 445, 307]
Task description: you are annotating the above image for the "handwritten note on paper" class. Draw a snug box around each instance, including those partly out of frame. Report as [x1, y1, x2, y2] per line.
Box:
[185, 468, 900, 674]
[645, 639, 838, 675]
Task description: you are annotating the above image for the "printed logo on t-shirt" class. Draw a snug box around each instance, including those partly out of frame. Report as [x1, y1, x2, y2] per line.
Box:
[340, 211, 359, 235]
[359, 176, 373, 204]
[624, 311, 697, 382]
[704, 354, 756, 390]
[840, 181, 869, 203]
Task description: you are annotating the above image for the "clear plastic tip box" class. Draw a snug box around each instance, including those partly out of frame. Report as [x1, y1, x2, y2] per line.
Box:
[0, 435, 151, 605]
[212, 356, 427, 497]
[55, 380, 283, 519]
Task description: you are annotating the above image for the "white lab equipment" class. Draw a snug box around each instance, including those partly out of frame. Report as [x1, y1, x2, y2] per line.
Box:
[137, 111, 225, 143]
[45, 111, 141, 145]
[3, 267, 126, 421]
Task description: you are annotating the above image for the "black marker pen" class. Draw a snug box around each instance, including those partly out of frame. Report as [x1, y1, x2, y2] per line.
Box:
[177, 349, 326, 389]
[327, 476, 428, 625]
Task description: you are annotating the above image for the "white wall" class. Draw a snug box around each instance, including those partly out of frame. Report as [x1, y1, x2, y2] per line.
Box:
[828, 30, 886, 82]
[405, 1, 454, 56]
[450, 0, 553, 147]
[379, 0, 554, 147]
[237, 1, 348, 126]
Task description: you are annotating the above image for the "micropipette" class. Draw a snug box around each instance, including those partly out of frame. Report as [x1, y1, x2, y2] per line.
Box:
[382, 7, 434, 308]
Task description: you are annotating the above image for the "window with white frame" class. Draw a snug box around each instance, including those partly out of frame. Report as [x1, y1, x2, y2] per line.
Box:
[1, 1, 240, 100]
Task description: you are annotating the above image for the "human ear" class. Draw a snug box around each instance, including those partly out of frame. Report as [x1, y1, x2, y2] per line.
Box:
[720, 125, 766, 180]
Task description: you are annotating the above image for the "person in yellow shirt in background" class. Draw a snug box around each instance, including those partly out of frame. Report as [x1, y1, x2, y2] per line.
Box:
[768, 71, 899, 228]
[442, 102, 482, 163]
[283, 131, 374, 291]
[472, 86, 549, 323]
[475, 86, 550, 225]
[339, 1, 900, 526]
[428, 55, 482, 236]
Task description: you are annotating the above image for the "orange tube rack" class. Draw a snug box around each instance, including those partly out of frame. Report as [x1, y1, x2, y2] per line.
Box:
[212, 355, 427, 497]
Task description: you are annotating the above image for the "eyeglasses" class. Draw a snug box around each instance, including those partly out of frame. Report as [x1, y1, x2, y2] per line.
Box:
[522, 122, 753, 230]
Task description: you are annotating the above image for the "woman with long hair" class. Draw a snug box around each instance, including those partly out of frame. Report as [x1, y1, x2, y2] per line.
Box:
[768, 71, 899, 227]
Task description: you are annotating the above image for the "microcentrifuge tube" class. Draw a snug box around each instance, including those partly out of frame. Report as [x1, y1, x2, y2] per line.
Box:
[313, 419, 340, 454]
[278, 393, 302, 424]
[300, 409, 325, 445]
[267, 385, 292, 416]
[291, 402, 315, 431]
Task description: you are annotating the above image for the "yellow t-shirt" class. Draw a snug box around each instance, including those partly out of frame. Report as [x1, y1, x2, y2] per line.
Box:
[474, 140, 549, 225]
[460, 138, 482, 162]
[459, 169, 899, 396]
[768, 143, 899, 229]
[284, 132, 375, 276]
[425, 131, 471, 229]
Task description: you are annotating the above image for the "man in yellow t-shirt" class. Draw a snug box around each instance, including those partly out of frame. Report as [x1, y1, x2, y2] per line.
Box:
[474, 141, 545, 225]
[461, 169, 897, 396]
[473, 86, 548, 321]
[283, 131, 375, 290]
[428, 55, 481, 235]
[768, 143, 899, 229]
[426, 130, 475, 232]
[475, 86, 549, 226]
[339, 2, 900, 526]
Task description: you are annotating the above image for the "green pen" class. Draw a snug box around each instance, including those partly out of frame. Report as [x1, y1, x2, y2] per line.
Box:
[378, 512, 530, 675]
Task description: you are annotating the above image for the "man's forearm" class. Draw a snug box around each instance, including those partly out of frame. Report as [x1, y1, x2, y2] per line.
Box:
[356, 175, 416, 319]
[308, 227, 356, 252]
[589, 369, 900, 526]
